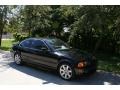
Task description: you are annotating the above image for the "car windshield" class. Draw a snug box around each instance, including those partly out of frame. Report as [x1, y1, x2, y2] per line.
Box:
[45, 39, 71, 50]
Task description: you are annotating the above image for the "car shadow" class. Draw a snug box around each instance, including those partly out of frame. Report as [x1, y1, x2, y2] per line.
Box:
[7, 59, 120, 85]
[0, 52, 120, 85]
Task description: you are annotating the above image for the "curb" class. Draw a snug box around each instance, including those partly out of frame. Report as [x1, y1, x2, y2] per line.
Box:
[0, 49, 10, 54]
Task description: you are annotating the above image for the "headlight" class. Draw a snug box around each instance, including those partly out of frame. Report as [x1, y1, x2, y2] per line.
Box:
[77, 61, 87, 68]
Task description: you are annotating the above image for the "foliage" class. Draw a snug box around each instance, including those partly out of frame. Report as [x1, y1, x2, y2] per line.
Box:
[1, 5, 120, 74]
[13, 33, 29, 42]
[4, 6, 24, 33]
[97, 53, 120, 74]
[2, 5, 120, 54]
[0, 5, 8, 46]
[69, 6, 120, 54]
[21, 6, 52, 37]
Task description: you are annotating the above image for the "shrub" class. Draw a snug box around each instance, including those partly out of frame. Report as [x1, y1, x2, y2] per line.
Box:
[13, 33, 29, 42]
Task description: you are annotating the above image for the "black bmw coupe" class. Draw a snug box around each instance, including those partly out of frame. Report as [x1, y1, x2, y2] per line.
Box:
[10, 38, 97, 80]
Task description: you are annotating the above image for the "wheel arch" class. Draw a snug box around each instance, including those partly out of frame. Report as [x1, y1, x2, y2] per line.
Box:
[57, 58, 76, 80]
[14, 50, 21, 57]
[57, 58, 73, 70]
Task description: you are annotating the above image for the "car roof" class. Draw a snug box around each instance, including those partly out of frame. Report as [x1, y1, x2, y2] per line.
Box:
[27, 37, 58, 41]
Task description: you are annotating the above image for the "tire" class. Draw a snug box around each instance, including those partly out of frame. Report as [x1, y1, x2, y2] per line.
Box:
[14, 53, 22, 65]
[58, 63, 75, 80]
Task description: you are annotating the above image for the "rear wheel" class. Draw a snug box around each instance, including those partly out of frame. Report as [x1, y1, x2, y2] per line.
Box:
[14, 53, 22, 65]
[58, 63, 75, 80]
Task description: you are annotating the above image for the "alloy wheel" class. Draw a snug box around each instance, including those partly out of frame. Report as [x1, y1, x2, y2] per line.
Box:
[14, 54, 21, 65]
[59, 64, 73, 80]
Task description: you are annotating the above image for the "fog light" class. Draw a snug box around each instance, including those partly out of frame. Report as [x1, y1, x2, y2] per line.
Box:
[78, 69, 83, 74]
[78, 62, 86, 68]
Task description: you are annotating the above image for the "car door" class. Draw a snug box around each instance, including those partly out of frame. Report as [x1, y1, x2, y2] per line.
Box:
[19, 39, 34, 63]
[30, 40, 58, 69]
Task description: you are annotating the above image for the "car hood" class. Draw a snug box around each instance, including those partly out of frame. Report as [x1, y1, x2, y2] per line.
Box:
[55, 49, 93, 62]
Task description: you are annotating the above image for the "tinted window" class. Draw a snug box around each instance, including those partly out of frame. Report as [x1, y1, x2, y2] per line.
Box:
[45, 39, 70, 50]
[31, 40, 47, 50]
[20, 39, 31, 48]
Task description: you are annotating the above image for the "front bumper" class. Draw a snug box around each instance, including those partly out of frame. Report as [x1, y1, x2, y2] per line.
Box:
[75, 62, 97, 76]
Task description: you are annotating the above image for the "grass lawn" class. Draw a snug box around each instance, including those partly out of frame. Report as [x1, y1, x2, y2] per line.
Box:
[96, 53, 120, 74]
[0, 39, 120, 74]
[0, 39, 15, 51]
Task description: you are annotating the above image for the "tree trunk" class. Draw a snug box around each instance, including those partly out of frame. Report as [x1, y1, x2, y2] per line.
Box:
[0, 28, 3, 46]
[0, 19, 3, 47]
[93, 35, 103, 55]
[0, 6, 7, 46]
[28, 29, 31, 37]
[93, 20, 104, 55]
[0, 22, 4, 46]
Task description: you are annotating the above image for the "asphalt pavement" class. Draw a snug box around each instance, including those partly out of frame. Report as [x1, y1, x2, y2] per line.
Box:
[0, 51, 120, 85]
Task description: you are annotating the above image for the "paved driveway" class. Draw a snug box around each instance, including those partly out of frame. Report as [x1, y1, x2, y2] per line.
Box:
[0, 52, 120, 85]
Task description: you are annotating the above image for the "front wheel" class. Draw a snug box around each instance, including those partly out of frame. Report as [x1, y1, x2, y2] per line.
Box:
[14, 53, 22, 65]
[58, 63, 75, 80]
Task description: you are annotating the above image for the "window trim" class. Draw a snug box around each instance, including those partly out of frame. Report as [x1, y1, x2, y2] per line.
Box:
[30, 40, 50, 51]
[19, 39, 32, 48]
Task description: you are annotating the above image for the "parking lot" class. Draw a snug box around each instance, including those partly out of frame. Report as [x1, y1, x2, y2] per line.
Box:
[0, 51, 120, 85]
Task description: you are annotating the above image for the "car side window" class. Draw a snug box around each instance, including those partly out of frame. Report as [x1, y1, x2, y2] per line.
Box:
[19, 39, 31, 48]
[31, 40, 48, 50]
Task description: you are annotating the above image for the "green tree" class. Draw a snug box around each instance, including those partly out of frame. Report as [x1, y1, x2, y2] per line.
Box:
[4, 6, 24, 33]
[50, 5, 78, 40]
[22, 5, 52, 37]
[0, 6, 8, 46]
[69, 6, 120, 54]
[4, 5, 120, 54]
